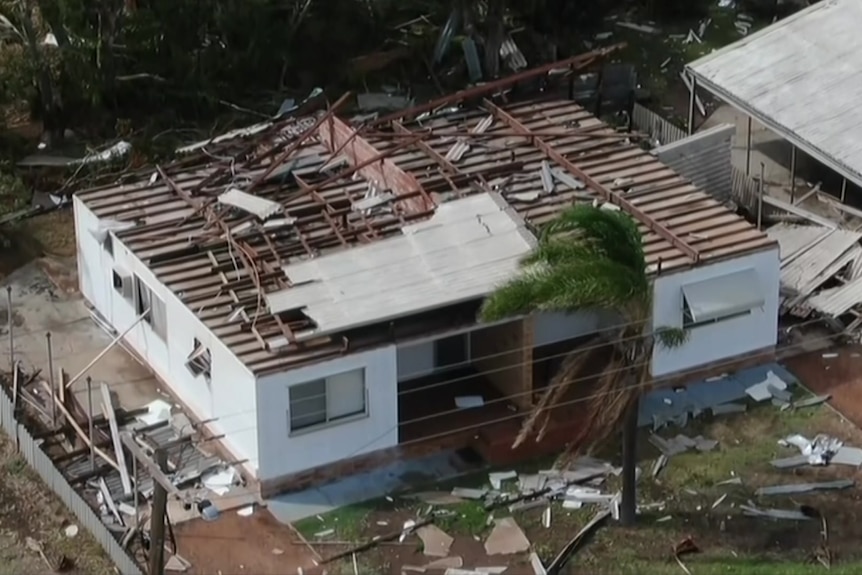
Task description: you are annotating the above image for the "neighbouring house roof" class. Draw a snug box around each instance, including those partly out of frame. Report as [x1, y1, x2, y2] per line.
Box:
[75, 60, 774, 376]
[687, 0, 862, 187]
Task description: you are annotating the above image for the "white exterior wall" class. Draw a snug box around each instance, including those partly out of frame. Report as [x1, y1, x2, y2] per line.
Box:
[73, 198, 260, 473]
[256, 346, 398, 480]
[532, 310, 617, 347]
[652, 248, 780, 377]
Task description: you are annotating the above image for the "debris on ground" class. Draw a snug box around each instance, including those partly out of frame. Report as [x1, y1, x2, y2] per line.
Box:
[484, 517, 531, 555]
[649, 433, 719, 457]
[0, 363, 260, 575]
[745, 370, 790, 402]
[776, 434, 845, 466]
[545, 509, 611, 573]
[417, 524, 455, 557]
[639, 364, 793, 430]
[755, 479, 854, 497]
[673, 536, 700, 575]
[793, 395, 831, 409]
[740, 503, 815, 521]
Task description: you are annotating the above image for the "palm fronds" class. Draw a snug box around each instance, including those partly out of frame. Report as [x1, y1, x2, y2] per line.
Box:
[511, 338, 598, 449]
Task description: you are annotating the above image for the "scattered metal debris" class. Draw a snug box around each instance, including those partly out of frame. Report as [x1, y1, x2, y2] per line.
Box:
[755, 479, 854, 497]
[778, 434, 843, 466]
[545, 509, 611, 574]
[740, 503, 814, 521]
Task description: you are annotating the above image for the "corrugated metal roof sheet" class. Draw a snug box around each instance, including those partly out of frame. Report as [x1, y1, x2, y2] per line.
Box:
[266, 193, 536, 342]
[687, 0, 862, 188]
[767, 223, 832, 264]
[808, 276, 862, 317]
[218, 188, 284, 221]
[767, 224, 862, 293]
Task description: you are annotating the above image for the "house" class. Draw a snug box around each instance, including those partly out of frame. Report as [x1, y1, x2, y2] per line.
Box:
[73, 71, 779, 496]
[686, 0, 862, 203]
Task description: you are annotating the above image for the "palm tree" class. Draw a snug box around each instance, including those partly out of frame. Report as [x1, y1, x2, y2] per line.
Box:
[480, 203, 686, 526]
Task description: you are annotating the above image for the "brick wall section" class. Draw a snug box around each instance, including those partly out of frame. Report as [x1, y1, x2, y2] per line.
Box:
[470, 320, 533, 410]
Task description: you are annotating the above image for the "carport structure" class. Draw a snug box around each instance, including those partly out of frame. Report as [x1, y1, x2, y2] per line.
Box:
[686, 0, 862, 202]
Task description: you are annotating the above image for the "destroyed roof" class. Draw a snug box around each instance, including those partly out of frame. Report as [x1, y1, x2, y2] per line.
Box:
[75, 77, 774, 375]
[687, 0, 862, 188]
[767, 222, 862, 321]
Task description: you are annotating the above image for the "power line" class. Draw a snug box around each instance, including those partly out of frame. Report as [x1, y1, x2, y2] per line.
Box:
[207, 314, 827, 426]
[12, 311, 653, 394]
[14, 312, 660, 411]
[195, 320, 833, 449]
[174, 325, 837, 508]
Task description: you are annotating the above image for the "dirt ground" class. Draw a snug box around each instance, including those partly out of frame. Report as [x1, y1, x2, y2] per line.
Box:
[786, 345, 862, 427]
[174, 509, 321, 574]
[294, 377, 862, 575]
[0, 432, 115, 575]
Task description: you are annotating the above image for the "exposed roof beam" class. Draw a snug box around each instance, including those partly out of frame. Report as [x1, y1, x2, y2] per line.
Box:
[370, 44, 626, 127]
[316, 115, 434, 214]
[483, 99, 700, 263]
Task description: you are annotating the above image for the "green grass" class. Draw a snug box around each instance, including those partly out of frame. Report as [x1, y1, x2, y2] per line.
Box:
[299, 388, 860, 575]
[587, 558, 862, 575]
[294, 502, 383, 541]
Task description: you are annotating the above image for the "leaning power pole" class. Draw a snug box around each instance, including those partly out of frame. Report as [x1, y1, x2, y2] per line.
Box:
[148, 448, 168, 575]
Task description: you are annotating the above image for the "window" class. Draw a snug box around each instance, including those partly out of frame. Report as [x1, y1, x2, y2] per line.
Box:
[288, 368, 367, 433]
[113, 269, 133, 300]
[186, 338, 212, 381]
[434, 334, 469, 369]
[134, 275, 167, 341]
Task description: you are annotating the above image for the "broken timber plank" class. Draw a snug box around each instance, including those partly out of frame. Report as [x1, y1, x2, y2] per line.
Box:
[41, 380, 121, 472]
[100, 383, 132, 495]
[120, 433, 182, 498]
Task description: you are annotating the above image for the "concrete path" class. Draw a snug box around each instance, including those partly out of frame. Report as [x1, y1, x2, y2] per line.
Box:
[0, 258, 162, 413]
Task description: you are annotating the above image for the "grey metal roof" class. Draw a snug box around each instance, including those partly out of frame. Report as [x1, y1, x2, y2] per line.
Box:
[687, 0, 862, 188]
[265, 193, 537, 345]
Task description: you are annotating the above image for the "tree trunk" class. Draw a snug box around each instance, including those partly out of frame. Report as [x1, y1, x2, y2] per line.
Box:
[620, 395, 639, 526]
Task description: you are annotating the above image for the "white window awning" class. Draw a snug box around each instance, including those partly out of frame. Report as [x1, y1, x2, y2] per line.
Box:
[681, 268, 764, 323]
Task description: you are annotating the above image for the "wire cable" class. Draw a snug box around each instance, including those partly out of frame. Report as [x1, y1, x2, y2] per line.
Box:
[166, 325, 840, 508]
[193, 319, 834, 449]
[205, 314, 829, 426]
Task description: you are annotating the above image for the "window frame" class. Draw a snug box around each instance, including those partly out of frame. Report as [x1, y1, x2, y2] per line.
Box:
[133, 275, 167, 342]
[287, 368, 368, 435]
[186, 338, 212, 382]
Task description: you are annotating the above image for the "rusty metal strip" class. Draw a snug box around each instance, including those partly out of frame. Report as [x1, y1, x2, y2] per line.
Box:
[297, 133, 428, 206]
[483, 100, 700, 263]
[370, 45, 625, 127]
[391, 121, 459, 175]
[317, 115, 433, 214]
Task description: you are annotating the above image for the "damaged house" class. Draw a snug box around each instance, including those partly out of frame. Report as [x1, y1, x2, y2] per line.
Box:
[72, 58, 780, 497]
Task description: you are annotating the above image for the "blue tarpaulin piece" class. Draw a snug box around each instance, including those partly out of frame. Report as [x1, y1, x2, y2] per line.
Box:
[638, 363, 798, 429]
